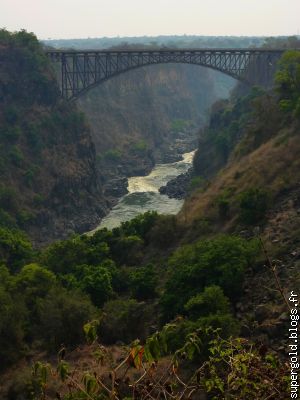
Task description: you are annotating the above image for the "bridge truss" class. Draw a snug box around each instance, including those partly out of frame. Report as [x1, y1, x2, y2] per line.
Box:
[46, 48, 284, 100]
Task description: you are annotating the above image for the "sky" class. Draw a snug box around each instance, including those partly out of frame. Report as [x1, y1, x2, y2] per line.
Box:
[1, 0, 300, 39]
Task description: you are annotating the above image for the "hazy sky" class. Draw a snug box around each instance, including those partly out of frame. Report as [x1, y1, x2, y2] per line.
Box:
[1, 0, 300, 39]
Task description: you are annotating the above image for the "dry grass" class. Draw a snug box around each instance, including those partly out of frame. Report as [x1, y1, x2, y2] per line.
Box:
[179, 127, 300, 229]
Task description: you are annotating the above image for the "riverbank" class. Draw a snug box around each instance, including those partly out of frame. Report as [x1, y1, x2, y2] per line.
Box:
[93, 150, 195, 231]
[96, 127, 198, 211]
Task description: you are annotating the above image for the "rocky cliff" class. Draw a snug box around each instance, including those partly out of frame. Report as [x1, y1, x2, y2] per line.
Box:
[0, 30, 107, 245]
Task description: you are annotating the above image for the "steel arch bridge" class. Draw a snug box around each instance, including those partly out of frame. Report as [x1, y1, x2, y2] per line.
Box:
[46, 48, 285, 101]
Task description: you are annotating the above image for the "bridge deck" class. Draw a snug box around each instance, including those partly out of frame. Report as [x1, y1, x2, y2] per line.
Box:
[45, 47, 291, 100]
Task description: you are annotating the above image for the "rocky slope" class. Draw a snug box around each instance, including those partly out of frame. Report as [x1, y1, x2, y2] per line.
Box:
[0, 30, 107, 245]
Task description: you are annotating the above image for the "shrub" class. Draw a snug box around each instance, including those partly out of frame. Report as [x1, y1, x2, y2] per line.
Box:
[9, 146, 24, 167]
[0, 209, 16, 228]
[15, 263, 56, 306]
[24, 165, 39, 186]
[276, 50, 300, 118]
[99, 299, 152, 344]
[217, 196, 230, 220]
[0, 186, 18, 212]
[110, 235, 144, 265]
[103, 149, 122, 162]
[147, 215, 182, 248]
[0, 284, 27, 368]
[116, 211, 158, 241]
[189, 175, 205, 191]
[42, 235, 110, 274]
[238, 188, 271, 225]
[184, 285, 230, 319]
[160, 235, 259, 320]
[78, 264, 113, 307]
[170, 119, 191, 133]
[36, 287, 97, 350]
[129, 264, 158, 300]
[17, 210, 35, 227]
[0, 227, 33, 273]
[131, 140, 148, 154]
[2, 126, 21, 142]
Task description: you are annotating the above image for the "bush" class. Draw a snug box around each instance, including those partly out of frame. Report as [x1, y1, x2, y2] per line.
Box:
[103, 149, 122, 162]
[0, 209, 16, 228]
[36, 287, 97, 350]
[9, 146, 24, 166]
[0, 186, 18, 212]
[115, 211, 158, 241]
[41, 235, 110, 274]
[238, 188, 271, 225]
[0, 227, 33, 273]
[99, 299, 152, 344]
[129, 264, 158, 300]
[189, 175, 205, 191]
[147, 215, 182, 248]
[78, 264, 113, 307]
[2, 126, 21, 142]
[17, 210, 35, 227]
[0, 284, 27, 369]
[170, 119, 191, 133]
[131, 140, 148, 154]
[160, 235, 259, 320]
[110, 235, 144, 265]
[15, 263, 56, 307]
[184, 285, 230, 319]
[276, 50, 300, 118]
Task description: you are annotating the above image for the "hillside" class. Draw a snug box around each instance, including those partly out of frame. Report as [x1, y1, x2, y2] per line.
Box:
[0, 30, 109, 245]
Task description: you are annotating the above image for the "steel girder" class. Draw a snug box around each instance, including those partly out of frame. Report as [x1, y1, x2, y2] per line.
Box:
[46, 48, 285, 100]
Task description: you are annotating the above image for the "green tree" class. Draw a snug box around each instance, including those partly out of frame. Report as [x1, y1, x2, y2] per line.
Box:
[184, 285, 230, 319]
[0, 285, 26, 368]
[276, 50, 300, 117]
[160, 235, 258, 320]
[15, 263, 56, 306]
[79, 264, 113, 307]
[238, 188, 271, 225]
[0, 228, 33, 273]
[37, 287, 96, 350]
[99, 299, 151, 344]
[41, 235, 110, 274]
[129, 264, 158, 300]
[0, 265, 26, 369]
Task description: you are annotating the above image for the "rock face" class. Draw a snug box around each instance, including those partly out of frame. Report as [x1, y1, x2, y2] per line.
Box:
[0, 31, 107, 245]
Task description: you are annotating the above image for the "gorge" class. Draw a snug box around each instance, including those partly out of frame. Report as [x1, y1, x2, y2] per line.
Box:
[1, 29, 300, 399]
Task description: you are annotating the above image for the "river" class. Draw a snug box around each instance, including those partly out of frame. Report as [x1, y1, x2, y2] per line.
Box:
[97, 150, 195, 230]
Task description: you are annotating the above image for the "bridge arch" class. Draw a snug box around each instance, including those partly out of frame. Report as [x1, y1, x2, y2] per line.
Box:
[47, 49, 284, 101]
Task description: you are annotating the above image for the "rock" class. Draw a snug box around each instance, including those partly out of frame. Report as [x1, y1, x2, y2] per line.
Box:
[103, 177, 128, 197]
[159, 168, 193, 200]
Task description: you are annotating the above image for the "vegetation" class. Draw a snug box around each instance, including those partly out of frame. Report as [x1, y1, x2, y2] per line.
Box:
[276, 50, 300, 118]
[29, 325, 289, 399]
[0, 28, 98, 240]
[1, 34, 300, 399]
[238, 187, 271, 225]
